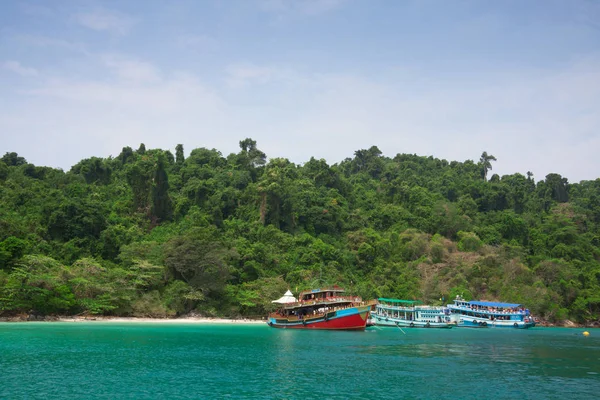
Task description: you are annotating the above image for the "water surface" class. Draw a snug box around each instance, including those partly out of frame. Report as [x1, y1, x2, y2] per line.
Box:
[0, 323, 598, 399]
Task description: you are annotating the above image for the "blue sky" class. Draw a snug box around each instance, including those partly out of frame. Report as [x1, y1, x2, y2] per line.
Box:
[1, 0, 599, 182]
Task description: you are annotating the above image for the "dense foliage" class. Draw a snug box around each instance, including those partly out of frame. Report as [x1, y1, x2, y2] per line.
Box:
[1, 143, 599, 323]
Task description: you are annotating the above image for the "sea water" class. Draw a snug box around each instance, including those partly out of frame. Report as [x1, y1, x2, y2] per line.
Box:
[0, 323, 598, 399]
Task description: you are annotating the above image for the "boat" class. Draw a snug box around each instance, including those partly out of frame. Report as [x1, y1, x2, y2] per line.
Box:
[267, 287, 371, 330]
[447, 296, 536, 329]
[371, 298, 453, 328]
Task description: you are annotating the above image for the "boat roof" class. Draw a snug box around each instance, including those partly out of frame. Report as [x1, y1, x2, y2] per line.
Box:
[378, 298, 423, 304]
[271, 290, 298, 304]
[469, 301, 522, 308]
[298, 287, 345, 297]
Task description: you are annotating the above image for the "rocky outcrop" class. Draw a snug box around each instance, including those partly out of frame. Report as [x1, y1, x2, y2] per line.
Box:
[562, 319, 579, 328]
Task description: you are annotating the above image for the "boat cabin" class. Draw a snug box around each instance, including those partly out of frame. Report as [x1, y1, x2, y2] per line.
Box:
[271, 287, 364, 321]
[449, 296, 530, 321]
[297, 287, 348, 303]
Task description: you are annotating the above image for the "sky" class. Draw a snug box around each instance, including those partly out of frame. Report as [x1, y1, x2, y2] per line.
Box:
[1, 0, 599, 182]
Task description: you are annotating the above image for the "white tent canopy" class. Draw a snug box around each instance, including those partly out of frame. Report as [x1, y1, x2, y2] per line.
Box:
[271, 290, 297, 304]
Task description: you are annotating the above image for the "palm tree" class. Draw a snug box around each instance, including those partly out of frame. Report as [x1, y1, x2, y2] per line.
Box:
[479, 151, 497, 181]
[526, 171, 533, 181]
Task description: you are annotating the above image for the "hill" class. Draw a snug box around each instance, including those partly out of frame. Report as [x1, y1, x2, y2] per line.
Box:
[1, 141, 599, 324]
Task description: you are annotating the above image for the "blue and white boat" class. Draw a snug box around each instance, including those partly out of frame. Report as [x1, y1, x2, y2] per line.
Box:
[447, 296, 536, 329]
[371, 298, 453, 328]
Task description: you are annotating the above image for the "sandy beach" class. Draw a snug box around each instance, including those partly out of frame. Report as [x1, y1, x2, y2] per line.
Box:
[0, 315, 266, 324]
[60, 317, 265, 324]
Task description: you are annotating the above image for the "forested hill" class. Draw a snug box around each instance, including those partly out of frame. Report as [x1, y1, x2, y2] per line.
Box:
[1, 141, 599, 323]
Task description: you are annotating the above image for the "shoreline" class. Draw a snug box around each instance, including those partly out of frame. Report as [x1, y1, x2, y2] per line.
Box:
[1, 315, 597, 328]
[0, 315, 266, 324]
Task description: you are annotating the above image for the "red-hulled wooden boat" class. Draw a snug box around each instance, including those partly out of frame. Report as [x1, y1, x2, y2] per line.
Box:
[267, 287, 371, 330]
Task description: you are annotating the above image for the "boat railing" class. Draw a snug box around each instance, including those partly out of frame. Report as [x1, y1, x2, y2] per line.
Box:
[298, 287, 346, 297]
[377, 305, 445, 312]
[378, 306, 414, 312]
[449, 304, 527, 314]
[293, 296, 361, 306]
[269, 312, 327, 321]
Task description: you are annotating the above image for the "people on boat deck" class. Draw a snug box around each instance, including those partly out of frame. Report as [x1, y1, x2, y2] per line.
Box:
[460, 304, 527, 314]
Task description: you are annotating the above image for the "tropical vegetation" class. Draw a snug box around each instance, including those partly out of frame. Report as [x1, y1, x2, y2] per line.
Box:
[1, 141, 599, 324]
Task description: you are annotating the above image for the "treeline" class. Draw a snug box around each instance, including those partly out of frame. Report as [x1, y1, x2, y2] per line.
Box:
[0, 141, 599, 322]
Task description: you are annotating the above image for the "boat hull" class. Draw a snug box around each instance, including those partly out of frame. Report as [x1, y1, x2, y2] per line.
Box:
[373, 315, 452, 328]
[453, 317, 536, 329]
[268, 305, 370, 330]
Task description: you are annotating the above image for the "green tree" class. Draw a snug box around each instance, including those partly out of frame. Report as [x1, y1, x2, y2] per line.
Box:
[163, 229, 236, 298]
[151, 153, 173, 223]
[119, 146, 134, 165]
[0, 236, 28, 270]
[71, 157, 112, 185]
[544, 173, 569, 203]
[126, 157, 154, 213]
[479, 151, 497, 181]
[1, 152, 26, 167]
[0, 161, 9, 181]
[47, 198, 107, 241]
[238, 138, 266, 168]
[175, 144, 185, 165]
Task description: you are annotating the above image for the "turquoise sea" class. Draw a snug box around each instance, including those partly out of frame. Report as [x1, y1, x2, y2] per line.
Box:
[0, 323, 598, 399]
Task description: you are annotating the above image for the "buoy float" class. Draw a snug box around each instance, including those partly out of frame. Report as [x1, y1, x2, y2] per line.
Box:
[583, 331, 590, 337]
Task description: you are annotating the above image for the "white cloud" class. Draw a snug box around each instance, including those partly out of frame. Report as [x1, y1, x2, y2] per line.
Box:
[2, 60, 38, 77]
[226, 64, 278, 87]
[3, 50, 600, 182]
[101, 55, 161, 83]
[220, 59, 600, 182]
[27, 55, 222, 115]
[73, 9, 136, 35]
[5, 55, 228, 170]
